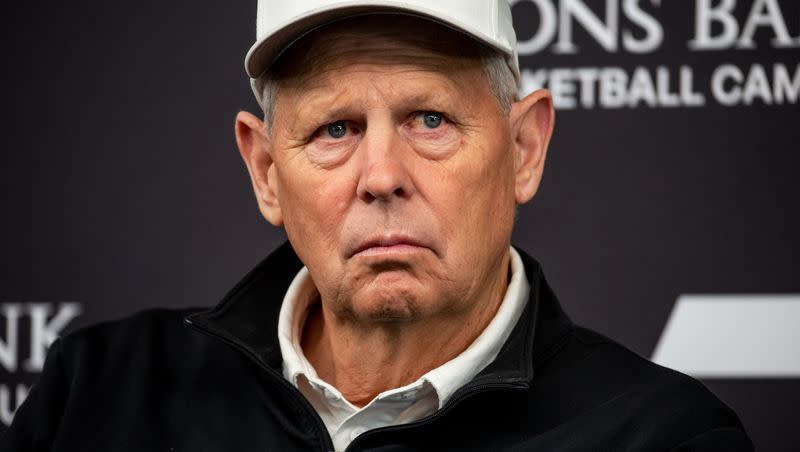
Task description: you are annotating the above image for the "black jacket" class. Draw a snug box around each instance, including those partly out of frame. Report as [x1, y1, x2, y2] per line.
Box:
[2, 243, 752, 451]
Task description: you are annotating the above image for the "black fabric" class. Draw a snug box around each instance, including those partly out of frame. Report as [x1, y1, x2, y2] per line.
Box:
[1, 243, 752, 451]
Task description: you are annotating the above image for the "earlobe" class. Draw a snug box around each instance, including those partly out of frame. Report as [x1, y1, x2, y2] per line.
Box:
[509, 89, 555, 205]
[235, 111, 284, 226]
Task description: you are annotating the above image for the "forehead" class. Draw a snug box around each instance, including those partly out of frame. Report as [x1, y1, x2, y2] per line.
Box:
[269, 15, 486, 93]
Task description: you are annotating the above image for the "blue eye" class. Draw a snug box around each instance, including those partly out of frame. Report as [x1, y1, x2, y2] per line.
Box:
[422, 112, 442, 129]
[327, 121, 347, 139]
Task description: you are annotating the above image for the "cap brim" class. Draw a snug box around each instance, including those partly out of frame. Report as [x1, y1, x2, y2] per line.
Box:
[245, 4, 511, 79]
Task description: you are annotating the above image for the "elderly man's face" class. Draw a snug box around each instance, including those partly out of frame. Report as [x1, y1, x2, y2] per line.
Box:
[239, 18, 551, 324]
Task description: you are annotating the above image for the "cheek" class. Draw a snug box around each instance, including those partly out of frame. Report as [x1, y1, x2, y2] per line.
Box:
[277, 165, 356, 264]
[436, 137, 516, 252]
[314, 180, 354, 242]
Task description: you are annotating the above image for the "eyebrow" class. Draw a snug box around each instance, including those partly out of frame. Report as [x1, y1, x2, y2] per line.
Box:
[287, 78, 461, 121]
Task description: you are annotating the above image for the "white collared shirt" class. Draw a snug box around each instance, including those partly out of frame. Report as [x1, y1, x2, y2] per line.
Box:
[278, 247, 530, 452]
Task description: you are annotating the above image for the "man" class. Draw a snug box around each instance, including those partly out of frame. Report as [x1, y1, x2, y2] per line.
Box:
[2, 1, 751, 451]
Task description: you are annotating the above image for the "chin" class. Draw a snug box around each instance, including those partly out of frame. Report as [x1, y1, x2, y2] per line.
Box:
[347, 281, 424, 323]
[365, 301, 417, 323]
[332, 264, 447, 322]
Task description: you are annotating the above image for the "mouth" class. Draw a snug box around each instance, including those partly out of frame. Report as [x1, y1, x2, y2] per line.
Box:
[351, 235, 431, 258]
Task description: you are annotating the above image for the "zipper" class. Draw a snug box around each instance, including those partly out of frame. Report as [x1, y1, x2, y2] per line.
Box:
[344, 380, 528, 451]
[184, 317, 336, 452]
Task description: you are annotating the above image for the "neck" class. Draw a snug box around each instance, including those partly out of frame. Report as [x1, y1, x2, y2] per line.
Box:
[300, 253, 511, 407]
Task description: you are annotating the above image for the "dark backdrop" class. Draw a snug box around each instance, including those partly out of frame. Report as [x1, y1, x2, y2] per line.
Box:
[2, 1, 798, 450]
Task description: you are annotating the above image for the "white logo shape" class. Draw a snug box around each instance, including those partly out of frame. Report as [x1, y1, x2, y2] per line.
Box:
[652, 294, 800, 378]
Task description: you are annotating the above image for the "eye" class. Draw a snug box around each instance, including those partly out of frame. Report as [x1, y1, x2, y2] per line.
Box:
[326, 121, 347, 138]
[314, 120, 355, 140]
[420, 112, 443, 129]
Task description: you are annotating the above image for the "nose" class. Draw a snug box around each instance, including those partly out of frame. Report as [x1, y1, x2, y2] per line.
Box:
[356, 125, 414, 203]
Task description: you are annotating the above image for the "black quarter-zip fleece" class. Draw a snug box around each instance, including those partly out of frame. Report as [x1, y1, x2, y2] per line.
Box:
[1, 242, 752, 451]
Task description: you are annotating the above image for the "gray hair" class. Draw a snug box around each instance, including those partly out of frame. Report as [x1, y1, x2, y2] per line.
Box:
[255, 48, 518, 134]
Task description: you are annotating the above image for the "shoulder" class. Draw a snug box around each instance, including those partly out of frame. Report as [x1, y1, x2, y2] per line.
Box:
[55, 308, 223, 379]
[531, 325, 751, 450]
[546, 325, 741, 420]
[60, 308, 201, 352]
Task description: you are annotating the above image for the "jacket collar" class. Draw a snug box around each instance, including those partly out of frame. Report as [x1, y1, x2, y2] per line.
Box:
[185, 241, 574, 385]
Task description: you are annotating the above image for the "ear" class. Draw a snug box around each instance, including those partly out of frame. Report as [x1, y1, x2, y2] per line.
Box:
[509, 89, 555, 204]
[235, 111, 283, 226]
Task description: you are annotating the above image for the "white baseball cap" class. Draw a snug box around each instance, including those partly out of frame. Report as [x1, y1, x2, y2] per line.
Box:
[245, 0, 520, 83]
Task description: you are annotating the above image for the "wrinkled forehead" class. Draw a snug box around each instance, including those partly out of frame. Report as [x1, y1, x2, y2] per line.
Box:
[268, 15, 485, 85]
